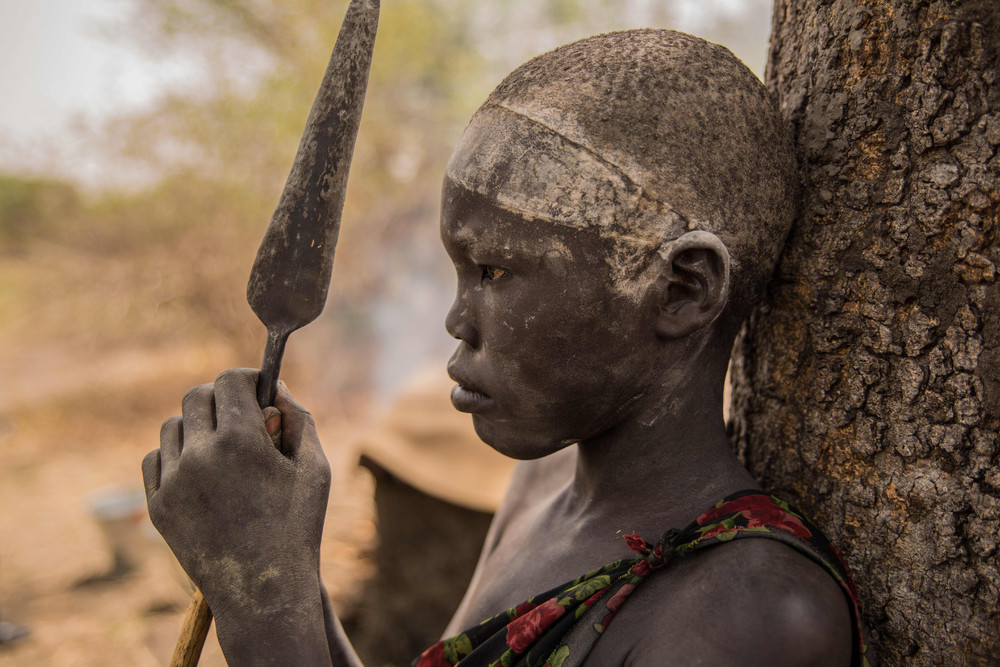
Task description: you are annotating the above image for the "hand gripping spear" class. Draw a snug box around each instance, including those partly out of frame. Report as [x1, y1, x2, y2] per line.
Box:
[169, 2, 379, 665]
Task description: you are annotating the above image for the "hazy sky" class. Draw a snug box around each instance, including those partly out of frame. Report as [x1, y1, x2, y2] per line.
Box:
[0, 0, 198, 178]
[1, 1, 137, 138]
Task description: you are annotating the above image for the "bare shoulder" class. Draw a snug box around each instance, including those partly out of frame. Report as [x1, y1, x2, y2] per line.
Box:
[594, 538, 854, 667]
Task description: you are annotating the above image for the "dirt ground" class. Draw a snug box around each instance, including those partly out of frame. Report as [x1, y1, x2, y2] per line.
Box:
[0, 341, 376, 666]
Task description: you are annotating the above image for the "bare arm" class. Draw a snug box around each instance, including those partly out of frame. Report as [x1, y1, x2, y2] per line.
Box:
[622, 539, 853, 667]
[142, 369, 361, 666]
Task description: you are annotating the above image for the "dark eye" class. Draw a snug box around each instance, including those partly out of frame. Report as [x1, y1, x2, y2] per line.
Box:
[481, 265, 508, 282]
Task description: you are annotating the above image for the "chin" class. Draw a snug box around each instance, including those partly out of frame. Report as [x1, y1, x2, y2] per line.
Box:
[472, 415, 574, 461]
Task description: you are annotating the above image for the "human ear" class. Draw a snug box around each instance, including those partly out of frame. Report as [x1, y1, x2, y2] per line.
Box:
[651, 230, 731, 339]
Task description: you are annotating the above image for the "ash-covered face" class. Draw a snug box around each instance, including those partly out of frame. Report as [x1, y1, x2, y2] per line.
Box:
[441, 177, 663, 459]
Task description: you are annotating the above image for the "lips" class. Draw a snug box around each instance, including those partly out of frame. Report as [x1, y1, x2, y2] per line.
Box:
[447, 366, 494, 413]
[450, 384, 494, 413]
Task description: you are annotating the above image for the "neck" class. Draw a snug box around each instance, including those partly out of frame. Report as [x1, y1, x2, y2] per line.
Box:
[567, 348, 758, 534]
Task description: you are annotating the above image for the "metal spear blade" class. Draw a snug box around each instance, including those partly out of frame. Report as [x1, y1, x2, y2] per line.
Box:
[246, 0, 379, 407]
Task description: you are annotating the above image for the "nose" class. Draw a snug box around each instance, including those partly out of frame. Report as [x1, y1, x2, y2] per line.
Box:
[445, 292, 480, 349]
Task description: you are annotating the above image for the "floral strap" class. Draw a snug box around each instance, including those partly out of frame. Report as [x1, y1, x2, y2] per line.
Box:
[413, 490, 871, 667]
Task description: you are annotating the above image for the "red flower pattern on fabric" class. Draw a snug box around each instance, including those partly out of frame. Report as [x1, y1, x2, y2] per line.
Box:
[582, 590, 604, 608]
[701, 523, 736, 540]
[630, 559, 652, 577]
[605, 583, 635, 615]
[505, 597, 566, 654]
[599, 583, 637, 630]
[697, 495, 812, 539]
[414, 641, 451, 667]
[512, 600, 537, 618]
[418, 492, 867, 667]
[624, 532, 650, 554]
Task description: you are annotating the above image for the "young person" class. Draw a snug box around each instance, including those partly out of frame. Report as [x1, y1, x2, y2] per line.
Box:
[144, 29, 869, 666]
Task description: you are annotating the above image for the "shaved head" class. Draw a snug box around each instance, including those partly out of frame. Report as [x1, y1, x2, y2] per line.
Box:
[447, 29, 798, 317]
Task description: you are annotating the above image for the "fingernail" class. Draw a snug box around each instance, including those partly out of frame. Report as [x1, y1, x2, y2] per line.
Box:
[266, 414, 282, 437]
[261, 406, 281, 436]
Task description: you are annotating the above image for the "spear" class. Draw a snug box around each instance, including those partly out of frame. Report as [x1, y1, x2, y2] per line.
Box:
[170, 1, 379, 664]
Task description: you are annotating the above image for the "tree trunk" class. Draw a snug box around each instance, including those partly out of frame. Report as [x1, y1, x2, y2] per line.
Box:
[730, 1, 1000, 663]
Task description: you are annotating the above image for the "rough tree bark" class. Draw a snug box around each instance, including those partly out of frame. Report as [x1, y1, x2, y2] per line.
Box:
[730, 0, 999, 663]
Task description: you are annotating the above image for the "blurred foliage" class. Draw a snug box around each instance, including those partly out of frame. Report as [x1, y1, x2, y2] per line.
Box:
[0, 175, 81, 253]
[0, 171, 261, 356]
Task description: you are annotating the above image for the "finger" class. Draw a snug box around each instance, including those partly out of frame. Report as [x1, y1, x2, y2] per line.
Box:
[273, 381, 319, 460]
[262, 406, 282, 444]
[141, 449, 161, 497]
[159, 416, 183, 468]
[181, 384, 216, 443]
[213, 368, 264, 436]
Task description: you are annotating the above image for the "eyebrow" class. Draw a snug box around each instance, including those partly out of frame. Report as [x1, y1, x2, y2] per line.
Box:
[449, 224, 478, 248]
[448, 225, 543, 266]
